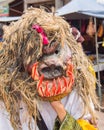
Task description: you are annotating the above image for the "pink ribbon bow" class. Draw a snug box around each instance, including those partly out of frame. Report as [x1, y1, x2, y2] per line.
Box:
[32, 24, 49, 45]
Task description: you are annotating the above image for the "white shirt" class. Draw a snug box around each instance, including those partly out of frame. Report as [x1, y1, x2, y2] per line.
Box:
[0, 89, 93, 130]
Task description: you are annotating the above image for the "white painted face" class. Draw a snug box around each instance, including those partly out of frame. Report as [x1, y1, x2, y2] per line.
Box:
[31, 43, 74, 101]
[38, 43, 72, 79]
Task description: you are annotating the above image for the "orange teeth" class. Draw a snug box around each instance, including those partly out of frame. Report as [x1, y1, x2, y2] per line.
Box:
[61, 76, 68, 92]
[37, 75, 44, 89]
[37, 75, 44, 97]
[66, 63, 73, 75]
[56, 78, 61, 94]
[62, 76, 67, 87]
[31, 62, 39, 80]
[67, 71, 74, 91]
[45, 82, 50, 97]
[67, 71, 74, 84]
[38, 85, 44, 97]
[51, 79, 56, 96]
[36, 62, 74, 98]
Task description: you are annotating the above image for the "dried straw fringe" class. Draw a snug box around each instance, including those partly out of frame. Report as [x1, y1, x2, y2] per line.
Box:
[0, 7, 99, 129]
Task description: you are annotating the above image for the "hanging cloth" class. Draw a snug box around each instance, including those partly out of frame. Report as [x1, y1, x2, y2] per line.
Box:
[97, 22, 104, 38]
[86, 17, 96, 37]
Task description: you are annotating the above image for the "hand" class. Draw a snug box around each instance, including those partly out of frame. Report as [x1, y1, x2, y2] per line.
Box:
[89, 118, 98, 128]
[50, 101, 66, 122]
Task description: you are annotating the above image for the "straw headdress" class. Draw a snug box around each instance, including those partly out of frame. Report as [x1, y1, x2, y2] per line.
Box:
[0, 7, 99, 129]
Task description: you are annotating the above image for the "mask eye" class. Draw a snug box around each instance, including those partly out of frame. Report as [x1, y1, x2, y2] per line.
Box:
[55, 50, 59, 54]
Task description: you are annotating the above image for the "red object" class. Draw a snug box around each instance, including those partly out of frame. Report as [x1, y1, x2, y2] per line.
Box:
[32, 24, 49, 45]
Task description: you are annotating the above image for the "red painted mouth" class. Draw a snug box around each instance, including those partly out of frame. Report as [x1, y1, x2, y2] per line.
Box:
[31, 62, 74, 99]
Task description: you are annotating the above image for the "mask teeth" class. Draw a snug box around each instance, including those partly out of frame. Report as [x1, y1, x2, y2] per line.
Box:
[38, 85, 44, 97]
[66, 63, 73, 75]
[67, 71, 74, 86]
[44, 81, 50, 97]
[56, 78, 61, 94]
[66, 71, 74, 92]
[37, 75, 44, 90]
[61, 76, 68, 93]
[32, 62, 39, 80]
[62, 76, 68, 88]
[35, 69, 39, 80]
[51, 79, 56, 96]
[37, 63, 74, 98]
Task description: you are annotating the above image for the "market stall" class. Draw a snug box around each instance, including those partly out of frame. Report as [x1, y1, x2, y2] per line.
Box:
[56, 0, 104, 105]
[0, 16, 20, 23]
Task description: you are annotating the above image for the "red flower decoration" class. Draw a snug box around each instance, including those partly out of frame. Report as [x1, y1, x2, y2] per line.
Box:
[32, 24, 49, 45]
